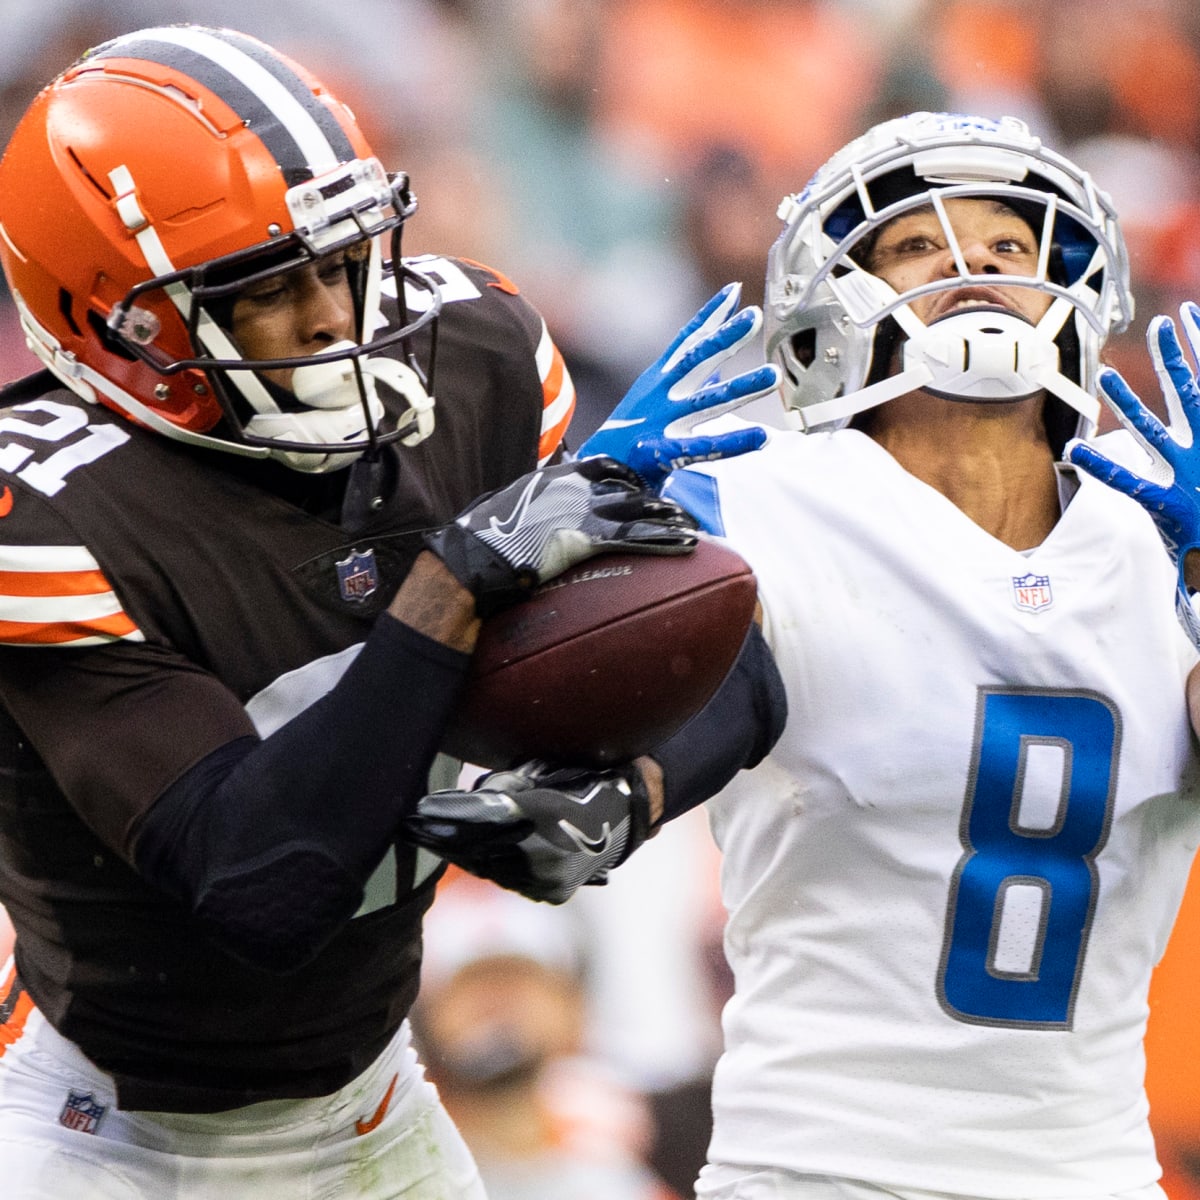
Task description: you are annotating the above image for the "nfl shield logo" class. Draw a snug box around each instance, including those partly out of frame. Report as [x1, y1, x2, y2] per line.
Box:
[59, 1089, 106, 1134]
[337, 548, 379, 603]
[1012, 571, 1053, 613]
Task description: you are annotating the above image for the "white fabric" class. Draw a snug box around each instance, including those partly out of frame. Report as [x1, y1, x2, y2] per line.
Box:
[695, 1163, 1168, 1200]
[0, 1003, 484, 1199]
[685, 428, 1200, 1197]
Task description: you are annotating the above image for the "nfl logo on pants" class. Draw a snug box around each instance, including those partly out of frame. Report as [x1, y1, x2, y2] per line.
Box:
[59, 1089, 106, 1134]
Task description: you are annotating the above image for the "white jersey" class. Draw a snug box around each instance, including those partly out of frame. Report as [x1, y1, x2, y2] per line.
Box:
[670, 429, 1200, 1197]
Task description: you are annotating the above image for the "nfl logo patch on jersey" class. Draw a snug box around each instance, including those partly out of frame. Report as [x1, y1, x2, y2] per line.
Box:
[1012, 571, 1053, 612]
[59, 1089, 106, 1134]
[337, 548, 379, 603]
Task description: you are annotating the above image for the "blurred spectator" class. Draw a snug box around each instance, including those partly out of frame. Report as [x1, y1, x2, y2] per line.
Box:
[414, 871, 682, 1200]
[594, 0, 883, 185]
[1068, 133, 1200, 421]
[460, 0, 692, 442]
[570, 806, 730, 1196]
[929, 0, 1054, 134]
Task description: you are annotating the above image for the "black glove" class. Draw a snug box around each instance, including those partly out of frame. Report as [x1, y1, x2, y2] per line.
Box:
[401, 760, 652, 904]
[424, 456, 698, 616]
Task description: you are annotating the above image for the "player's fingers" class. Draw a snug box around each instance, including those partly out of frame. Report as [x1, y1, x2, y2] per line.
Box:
[1066, 439, 1174, 508]
[669, 307, 762, 394]
[1180, 300, 1200, 374]
[1098, 367, 1175, 459]
[591, 491, 698, 525]
[673, 364, 780, 427]
[662, 284, 743, 371]
[658, 428, 769, 467]
[1151, 315, 1200, 436]
[411, 789, 525, 829]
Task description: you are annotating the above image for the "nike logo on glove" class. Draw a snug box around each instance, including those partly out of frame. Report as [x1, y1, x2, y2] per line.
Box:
[485, 474, 542, 536]
[559, 819, 612, 856]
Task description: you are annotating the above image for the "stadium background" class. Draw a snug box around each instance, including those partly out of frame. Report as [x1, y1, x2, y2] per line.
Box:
[0, 1, 1198, 1195]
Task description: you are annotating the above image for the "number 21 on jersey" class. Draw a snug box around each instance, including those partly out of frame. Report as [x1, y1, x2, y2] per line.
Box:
[939, 688, 1118, 1028]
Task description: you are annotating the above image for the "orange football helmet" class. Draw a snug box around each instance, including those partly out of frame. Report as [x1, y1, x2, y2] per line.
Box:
[0, 25, 442, 471]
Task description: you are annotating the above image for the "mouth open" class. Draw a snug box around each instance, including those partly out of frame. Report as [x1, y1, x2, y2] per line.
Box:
[926, 296, 1028, 327]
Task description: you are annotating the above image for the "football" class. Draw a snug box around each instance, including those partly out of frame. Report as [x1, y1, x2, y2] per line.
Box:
[443, 537, 758, 769]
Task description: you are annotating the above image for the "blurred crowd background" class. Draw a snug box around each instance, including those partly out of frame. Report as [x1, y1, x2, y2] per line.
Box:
[2, 1, 1200, 1197]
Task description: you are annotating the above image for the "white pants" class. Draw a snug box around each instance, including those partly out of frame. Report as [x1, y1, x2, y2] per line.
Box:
[694, 1164, 1169, 1200]
[0, 1001, 486, 1199]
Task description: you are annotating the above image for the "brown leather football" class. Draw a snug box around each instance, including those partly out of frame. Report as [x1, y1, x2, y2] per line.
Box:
[443, 537, 758, 769]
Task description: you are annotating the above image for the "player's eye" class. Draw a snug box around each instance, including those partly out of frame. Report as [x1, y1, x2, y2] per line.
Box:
[239, 282, 288, 307]
[878, 233, 941, 261]
[317, 256, 350, 285]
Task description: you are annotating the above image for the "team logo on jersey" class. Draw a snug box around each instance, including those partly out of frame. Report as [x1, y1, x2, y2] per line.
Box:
[59, 1089, 107, 1134]
[1012, 571, 1053, 612]
[337, 549, 379, 603]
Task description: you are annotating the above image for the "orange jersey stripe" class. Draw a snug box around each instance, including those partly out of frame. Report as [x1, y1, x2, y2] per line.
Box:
[0, 610, 141, 645]
[538, 340, 576, 464]
[0, 963, 34, 1057]
[0, 568, 113, 597]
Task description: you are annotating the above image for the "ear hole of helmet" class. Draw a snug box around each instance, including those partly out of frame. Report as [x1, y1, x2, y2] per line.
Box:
[790, 328, 816, 369]
[865, 316, 903, 388]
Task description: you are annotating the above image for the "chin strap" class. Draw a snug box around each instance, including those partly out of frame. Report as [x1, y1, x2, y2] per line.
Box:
[794, 363, 935, 430]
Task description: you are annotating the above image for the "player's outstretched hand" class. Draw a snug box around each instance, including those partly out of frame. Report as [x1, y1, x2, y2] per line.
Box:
[425, 456, 698, 615]
[1066, 301, 1200, 644]
[402, 760, 652, 904]
[578, 283, 780, 488]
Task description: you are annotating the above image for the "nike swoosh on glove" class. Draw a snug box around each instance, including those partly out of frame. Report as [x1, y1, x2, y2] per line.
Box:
[425, 456, 698, 616]
[578, 283, 779, 488]
[402, 760, 652, 904]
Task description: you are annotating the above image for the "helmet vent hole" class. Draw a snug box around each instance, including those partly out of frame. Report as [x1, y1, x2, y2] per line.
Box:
[65, 147, 112, 200]
[58, 289, 80, 336]
[790, 329, 817, 369]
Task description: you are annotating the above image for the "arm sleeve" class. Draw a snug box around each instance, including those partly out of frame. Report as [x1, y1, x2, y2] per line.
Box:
[653, 621, 787, 824]
[133, 613, 468, 972]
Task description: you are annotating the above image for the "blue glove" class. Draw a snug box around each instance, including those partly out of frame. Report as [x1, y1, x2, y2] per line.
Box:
[1066, 301, 1200, 646]
[578, 283, 780, 488]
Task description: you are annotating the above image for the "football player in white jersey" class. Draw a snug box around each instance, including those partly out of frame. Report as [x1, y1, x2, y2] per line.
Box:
[411, 112, 1200, 1200]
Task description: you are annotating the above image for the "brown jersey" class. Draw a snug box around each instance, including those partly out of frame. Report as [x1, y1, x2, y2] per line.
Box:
[0, 256, 575, 1110]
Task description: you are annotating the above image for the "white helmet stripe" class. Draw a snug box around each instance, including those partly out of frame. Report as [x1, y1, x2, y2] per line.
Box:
[107, 164, 282, 416]
[96, 27, 346, 176]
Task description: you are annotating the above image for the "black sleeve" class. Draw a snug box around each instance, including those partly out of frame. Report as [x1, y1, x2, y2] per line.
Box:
[133, 613, 468, 973]
[653, 622, 787, 824]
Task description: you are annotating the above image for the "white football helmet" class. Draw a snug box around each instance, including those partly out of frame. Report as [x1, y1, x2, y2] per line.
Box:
[763, 112, 1134, 447]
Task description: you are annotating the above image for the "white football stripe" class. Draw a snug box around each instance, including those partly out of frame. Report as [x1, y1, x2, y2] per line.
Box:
[135, 27, 340, 173]
[0, 590, 126, 622]
[0, 544, 101, 572]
